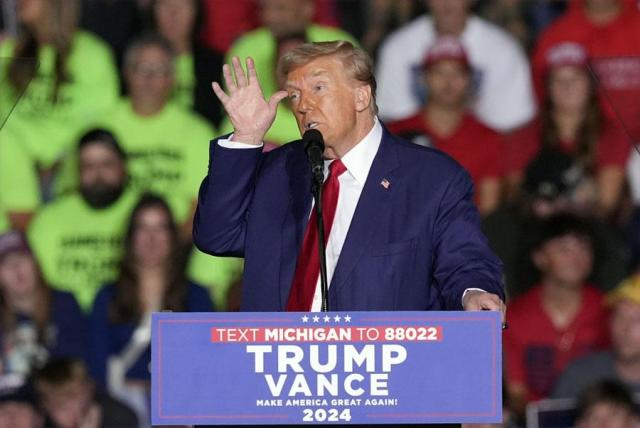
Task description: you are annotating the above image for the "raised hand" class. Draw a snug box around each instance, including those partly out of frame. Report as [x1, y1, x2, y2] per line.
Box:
[212, 56, 288, 146]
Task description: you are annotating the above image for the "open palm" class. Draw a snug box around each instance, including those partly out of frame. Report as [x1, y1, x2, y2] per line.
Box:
[212, 56, 288, 146]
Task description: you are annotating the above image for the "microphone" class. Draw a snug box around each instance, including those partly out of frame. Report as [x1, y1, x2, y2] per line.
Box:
[303, 129, 325, 184]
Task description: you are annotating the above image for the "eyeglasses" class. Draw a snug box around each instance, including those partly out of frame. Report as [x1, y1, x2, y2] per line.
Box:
[130, 63, 174, 78]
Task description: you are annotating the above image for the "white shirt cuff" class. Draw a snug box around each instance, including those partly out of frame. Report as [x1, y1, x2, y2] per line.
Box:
[462, 288, 487, 307]
[218, 134, 264, 149]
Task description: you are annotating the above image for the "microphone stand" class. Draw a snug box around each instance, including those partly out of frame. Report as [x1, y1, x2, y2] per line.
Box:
[311, 177, 330, 312]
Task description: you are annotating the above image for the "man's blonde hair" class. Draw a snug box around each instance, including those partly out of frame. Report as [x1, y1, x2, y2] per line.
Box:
[277, 41, 378, 114]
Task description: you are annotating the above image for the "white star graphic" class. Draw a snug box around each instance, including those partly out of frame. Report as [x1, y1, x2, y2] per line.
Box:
[301, 315, 309, 323]
[323, 315, 331, 323]
[344, 315, 351, 322]
[333, 315, 341, 322]
[312, 316, 320, 323]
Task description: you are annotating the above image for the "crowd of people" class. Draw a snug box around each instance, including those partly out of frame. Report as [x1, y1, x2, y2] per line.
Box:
[1, 0, 640, 426]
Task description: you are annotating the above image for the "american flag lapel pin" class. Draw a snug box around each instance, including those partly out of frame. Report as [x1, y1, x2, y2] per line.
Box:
[380, 178, 390, 189]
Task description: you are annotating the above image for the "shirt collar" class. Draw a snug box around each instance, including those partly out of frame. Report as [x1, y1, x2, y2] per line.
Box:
[326, 117, 382, 185]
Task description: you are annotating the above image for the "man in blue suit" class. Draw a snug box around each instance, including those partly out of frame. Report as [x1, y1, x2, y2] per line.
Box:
[194, 41, 505, 314]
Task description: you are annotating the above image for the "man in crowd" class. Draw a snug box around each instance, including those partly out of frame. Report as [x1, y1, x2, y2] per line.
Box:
[376, 0, 535, 131]
[27, 129, 138, 311]
[388, 37, 504, 216]
[96, 34, 214, 238]
[553, 274, 640, 399]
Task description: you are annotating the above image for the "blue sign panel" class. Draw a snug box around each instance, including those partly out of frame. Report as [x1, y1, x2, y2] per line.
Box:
[151, 311, 502, 425]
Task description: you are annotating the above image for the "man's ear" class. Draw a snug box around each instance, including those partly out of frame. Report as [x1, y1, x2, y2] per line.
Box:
[354, 85, 372, 113]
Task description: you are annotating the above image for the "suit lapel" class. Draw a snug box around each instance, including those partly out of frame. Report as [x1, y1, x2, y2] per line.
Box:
[330, 132, 400, 298]
[279, 144, 313, 308]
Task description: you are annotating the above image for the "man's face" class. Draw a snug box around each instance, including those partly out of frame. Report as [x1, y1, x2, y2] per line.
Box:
[424, 60, 470, 110]
[611, 300, 640, 362]
[125, 46, 174, 110]
[533, 234, 593, 287]
[79, 143, 126, 208]
[285, 55, 371, 159]
[427, 0, 471, 34]
[260, 0, 314, 37]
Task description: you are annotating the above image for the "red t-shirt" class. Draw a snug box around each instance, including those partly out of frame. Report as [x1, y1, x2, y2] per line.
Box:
[505, 118, 630, 176]
[532, 1, 640, 97]
[387, 113, 505, 189]
[504, 284, 609, 402]
[199, 0, 340, 53]
[531, 1, 640, 134]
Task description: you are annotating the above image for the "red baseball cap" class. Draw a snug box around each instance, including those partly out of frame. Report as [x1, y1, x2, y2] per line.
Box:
[545, 41, 588, 72]
[423, 36, 471, 70]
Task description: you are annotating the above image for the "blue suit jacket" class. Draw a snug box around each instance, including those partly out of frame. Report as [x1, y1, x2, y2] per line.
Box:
[193, 127, 504, 311]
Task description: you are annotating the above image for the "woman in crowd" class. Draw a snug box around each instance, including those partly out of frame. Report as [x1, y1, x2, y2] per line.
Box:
[0, 231, 85, 387]
[0, 0, 119, 231]
[505, 41, 630, 219]
[150, 0, 224, 127]
[88, 194, 212, 426]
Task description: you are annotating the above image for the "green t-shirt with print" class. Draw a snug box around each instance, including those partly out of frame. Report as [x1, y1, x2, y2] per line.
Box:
[173, 53, 196, 110]
[95, 99, 215, 223]
[0, 124, 40, 220]
[0, 30, 119, 212]
[27, 189, 140, 311]
[223, 25, 358, 145]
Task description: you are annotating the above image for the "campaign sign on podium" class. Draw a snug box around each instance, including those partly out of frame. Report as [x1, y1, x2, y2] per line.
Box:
[151, 311, 502, 425]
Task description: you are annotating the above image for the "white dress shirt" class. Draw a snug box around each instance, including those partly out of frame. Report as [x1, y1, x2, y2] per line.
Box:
[309, 119, 382, 311]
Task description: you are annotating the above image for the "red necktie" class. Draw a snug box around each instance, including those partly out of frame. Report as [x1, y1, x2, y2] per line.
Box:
[287, 159, 347, 311]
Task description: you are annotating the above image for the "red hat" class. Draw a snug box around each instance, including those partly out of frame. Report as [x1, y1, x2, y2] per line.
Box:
[545, 41, 588, 71]
[423, 36, 470, 69]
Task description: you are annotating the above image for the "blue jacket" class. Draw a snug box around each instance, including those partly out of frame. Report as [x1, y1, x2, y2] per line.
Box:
[194, 127, 504, 311]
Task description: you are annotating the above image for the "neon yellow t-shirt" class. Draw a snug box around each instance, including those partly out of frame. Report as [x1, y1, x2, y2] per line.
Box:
[173, 53, 196, 110]
[0, 31, 119, 213]
[95, 99, 215, 223]
[223, 25, 358, 145]
[27, 189, 140, 311]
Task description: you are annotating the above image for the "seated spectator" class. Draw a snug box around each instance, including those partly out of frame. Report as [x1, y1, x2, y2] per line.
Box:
[94, 34, 214, 238]
[388, 37, 503, 216]
[0, 385, 42, 428]
[483, 150, 630, 297]
[0, 0, 119, 231]
[504, 213, 609, 416]
[88, 194, 212, 425]
[151, 0, 224, 127]
[553, 274, 640, 399]
[506, 42, 630, 219]
[34, 358, 137, 428]
[376, 0, 535, 132]
[0, 232, 85, 391]
[575, 380, 639, 428]
[220, 0, 357, 144]
[27, 129, 139, 312]
[532, 0, 640, 131]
